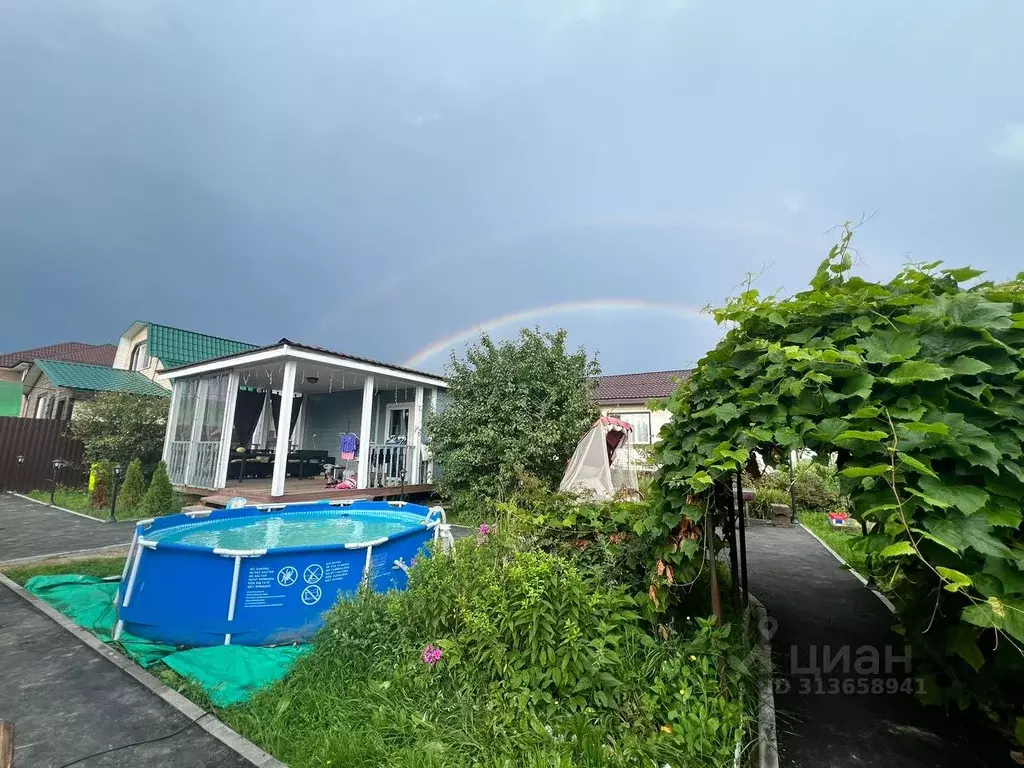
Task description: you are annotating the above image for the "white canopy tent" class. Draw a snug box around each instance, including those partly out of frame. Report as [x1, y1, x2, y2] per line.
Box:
[559, 417, 640, 501]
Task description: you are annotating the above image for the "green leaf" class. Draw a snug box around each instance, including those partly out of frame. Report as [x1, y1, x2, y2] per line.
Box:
[914, 476, 989, 516]
[941, 266, 985, 283]
[715, 403, 740, 423]
[922, 515, 1013, 559]
[834, 430, 888, 443]
[962, 597, 1024, 644]
[886, 361, 954, 384]
[897, 453, 938, 479]
[851, 316, 874, 332]
[880, 541, 916, 558]
[948, 625, 985, 671]
[859, 330, 921, 364]
[841, 464, 890, 478]
[936, 567, 973, 593]
[949, 356, 992, 376]
[785, 326, 821, 344]
[1015, 718, 1024, 747]
[904, 421, 949, 436]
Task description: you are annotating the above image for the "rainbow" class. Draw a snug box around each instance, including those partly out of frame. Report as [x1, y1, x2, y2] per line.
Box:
[403, 299, 717, 368]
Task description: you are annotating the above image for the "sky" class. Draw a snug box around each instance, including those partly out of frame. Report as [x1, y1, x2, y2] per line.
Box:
[1, 0, 1021, 375]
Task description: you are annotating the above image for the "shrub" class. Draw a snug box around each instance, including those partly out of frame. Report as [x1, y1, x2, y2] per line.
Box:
[89, 461, 114, 509]
[141, 461, 177, 516]
[72, 392, 169, 471]
[118, 458, 147, 512]
[750, 486, 790, 519]
[427, 328, 599, 501]
[751, 460, 845, 516]
[650, 227, 1024, 745]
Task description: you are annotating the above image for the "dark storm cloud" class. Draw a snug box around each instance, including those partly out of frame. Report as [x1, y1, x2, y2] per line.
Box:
[1, 0, 1021, 374]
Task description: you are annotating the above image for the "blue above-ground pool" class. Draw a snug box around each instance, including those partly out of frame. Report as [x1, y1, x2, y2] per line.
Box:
[114, 500, 444, 647]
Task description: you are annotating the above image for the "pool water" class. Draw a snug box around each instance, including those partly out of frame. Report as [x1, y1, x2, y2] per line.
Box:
[147, 512, 421, 551]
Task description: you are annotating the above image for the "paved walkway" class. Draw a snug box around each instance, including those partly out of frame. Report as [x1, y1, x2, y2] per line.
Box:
[0, 582, 255, 767]
[745, 524, 1010, 768]
[0, 493, 134, 564]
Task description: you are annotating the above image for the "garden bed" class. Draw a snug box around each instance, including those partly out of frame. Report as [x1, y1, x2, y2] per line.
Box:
[5, 508, 764, 768]
[25, 488, 199, 521]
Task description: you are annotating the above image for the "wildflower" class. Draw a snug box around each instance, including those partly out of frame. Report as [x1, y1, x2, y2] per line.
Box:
[479, 523, 493, 536]
[689, 655, 697, 661]
[422, 643, 443, 666]
[659, 725, 673, 734]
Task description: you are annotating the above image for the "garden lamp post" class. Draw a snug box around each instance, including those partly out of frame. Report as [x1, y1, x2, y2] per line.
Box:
[110, 464, 124, 522]
[788, 450, 799, 525]
[49, 458, 64, 506]
[237, 446, 247, 485]
[14, 455, 25, 493]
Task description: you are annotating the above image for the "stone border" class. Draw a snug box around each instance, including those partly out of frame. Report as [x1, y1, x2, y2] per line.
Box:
[796, 522, 896, 614]
[0, 571, 287, 768]
[748, 595, 779, 768]
[9, 490, 109, 522]
[0, 543, 129, 569]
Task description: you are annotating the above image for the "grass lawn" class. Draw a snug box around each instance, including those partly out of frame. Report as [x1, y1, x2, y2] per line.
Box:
[799, 511, 868, 573]
[25, 488, 196, 521]
[2, 555, 126, 585]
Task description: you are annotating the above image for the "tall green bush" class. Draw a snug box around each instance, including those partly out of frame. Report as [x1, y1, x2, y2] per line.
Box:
[141, 461, 177, 516]
[89, 460, 114, 509]
[427, 328, 599, 501]
[118, 458, 147, 512]
[72, 392, 169, 471]
[649, 226, 1024, 743]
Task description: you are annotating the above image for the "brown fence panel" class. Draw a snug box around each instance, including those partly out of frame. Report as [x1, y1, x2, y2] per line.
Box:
[0, 417, 88, 493]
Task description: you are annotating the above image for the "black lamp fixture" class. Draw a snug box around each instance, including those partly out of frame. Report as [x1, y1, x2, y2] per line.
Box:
[49, 458, 64, 505]
[110, 463, 124, 522]
[305, 376, 319, 384]
[14, 454, 25, 494]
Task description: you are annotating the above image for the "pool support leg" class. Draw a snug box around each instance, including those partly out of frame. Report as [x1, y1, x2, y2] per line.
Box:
[225, 555, 242, 646]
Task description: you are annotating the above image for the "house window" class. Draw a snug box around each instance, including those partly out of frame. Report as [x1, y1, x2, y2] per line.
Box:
[34, 395, 52, 419]
[66, 398, 75, 420]
[611, 411, 652, 444]
[130, 341, 150, 371]
[54, 399, 65, 420]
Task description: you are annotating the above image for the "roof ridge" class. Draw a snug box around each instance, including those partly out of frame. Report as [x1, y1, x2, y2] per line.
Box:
[597, 368, 693, 378]
[36, 358, 119, 370]
[147, 322, 258, 348]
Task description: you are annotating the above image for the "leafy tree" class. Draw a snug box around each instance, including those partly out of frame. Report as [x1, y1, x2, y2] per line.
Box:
[89, 460, 114, 509]
[141, 461, 177, 516]
[648, 226, 1024, 743]
[427, 328, 599, 500]
[72, 392, 170, 471]
[118, 458, 147, 512]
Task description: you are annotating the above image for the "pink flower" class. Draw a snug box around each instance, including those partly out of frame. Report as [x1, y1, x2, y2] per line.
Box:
[479, 523, 493, 536]
[422, 644, 443, 666]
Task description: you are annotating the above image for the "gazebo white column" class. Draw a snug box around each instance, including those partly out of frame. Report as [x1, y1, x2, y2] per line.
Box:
[270, 360, 297, 497]
[411, 386, 424, 483]
[356, 375, 375, 490]
[214, 371, 240, 489]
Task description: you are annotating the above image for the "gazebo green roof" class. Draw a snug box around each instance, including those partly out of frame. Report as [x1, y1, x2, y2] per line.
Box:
[146, 324, 257, 370]
[35, 360, 170, 397]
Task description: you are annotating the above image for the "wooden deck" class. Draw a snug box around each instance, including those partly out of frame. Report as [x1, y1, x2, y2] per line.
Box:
[187, 478, 437, 509]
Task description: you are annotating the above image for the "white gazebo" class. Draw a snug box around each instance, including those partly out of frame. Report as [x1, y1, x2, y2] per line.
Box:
[160, 340, 447, 498]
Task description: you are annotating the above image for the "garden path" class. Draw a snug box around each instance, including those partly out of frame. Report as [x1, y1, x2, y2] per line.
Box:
[0, 492, 133, 564]
[744, 523, 1011, 768]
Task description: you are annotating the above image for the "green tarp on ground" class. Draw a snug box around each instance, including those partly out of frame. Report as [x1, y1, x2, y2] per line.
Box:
[24, 574, 310, 707]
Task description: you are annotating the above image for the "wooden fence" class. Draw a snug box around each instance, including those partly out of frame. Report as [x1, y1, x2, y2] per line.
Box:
[0, 417, 88, 493]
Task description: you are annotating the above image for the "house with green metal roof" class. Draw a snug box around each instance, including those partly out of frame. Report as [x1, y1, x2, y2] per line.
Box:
[113, 322, 258, 389]
[20, 359, 169, 420]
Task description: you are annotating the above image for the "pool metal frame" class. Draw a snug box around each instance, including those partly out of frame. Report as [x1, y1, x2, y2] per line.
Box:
[113, 499, 450, 646]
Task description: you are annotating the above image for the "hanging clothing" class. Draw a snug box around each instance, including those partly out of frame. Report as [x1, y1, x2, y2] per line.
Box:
[339, 432, 359, 461]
